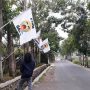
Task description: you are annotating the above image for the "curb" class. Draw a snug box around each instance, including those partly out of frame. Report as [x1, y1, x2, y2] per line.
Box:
[24, 65, 52, 90]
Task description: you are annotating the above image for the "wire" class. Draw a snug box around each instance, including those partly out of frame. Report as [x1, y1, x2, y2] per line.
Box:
[0, 20, 12, 32]
[1, 46, 22, 62]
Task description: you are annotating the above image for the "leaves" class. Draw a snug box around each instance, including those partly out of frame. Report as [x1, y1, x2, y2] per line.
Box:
[32, 0, 62, 53]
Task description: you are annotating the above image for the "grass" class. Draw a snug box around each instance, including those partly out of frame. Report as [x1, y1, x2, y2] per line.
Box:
[39, 74, 45, 82]
[72, 59, 81, 65]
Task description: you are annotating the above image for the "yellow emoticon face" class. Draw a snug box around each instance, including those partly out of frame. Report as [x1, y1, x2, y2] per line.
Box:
[20, 20, 32, 32]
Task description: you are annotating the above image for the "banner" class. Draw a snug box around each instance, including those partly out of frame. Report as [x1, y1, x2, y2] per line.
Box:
[34, 31, 42, 49]
[13, 8, 36, 45]
[40, 38, 50, 53]
[35, 30, 41, 39]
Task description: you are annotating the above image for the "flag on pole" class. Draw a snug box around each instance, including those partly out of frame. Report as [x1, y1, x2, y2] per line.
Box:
[35, 30, 41, 39]
[40, 38, 50, 53]
[34, 30, 42, 49]
[13, 8, 36, 45]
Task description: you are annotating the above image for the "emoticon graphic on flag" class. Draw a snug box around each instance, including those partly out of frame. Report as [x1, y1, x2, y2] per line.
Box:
[16, 18, 34, 35]
[13, 8, 36, 45]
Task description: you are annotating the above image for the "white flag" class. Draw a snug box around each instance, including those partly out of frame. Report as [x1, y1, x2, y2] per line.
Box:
[13, 8, 36, 45]
[34, 31, 42, 49]
[40, 38, 50, 53]
[35, 30, 41, 39]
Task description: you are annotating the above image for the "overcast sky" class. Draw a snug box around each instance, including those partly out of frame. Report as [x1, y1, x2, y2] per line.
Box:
[55, 25, 68, 39]
[49, 12, 68, 39]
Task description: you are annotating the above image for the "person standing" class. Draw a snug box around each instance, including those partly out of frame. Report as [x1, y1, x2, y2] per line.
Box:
[17, 52, 35, 90]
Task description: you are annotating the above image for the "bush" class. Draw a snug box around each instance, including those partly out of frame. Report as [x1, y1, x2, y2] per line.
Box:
[73, 60, 80, 65]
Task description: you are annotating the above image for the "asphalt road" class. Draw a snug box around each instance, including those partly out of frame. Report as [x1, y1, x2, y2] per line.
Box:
[33, 60, 90, 90]
[55, 60, 90, 90]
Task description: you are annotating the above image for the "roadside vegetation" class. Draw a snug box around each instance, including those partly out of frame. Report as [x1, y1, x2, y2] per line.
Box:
[0, 0, 62, 82]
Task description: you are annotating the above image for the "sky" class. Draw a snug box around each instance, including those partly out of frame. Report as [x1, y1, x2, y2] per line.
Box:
[55, 25, 68, 39]
[49, 12, 68, 39]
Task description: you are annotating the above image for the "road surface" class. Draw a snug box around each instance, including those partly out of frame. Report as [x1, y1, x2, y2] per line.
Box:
[33, 60, 90, 90]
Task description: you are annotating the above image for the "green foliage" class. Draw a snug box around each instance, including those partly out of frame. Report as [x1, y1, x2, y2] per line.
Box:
[0, 44, 6, 55]
[14, 48, 24, 58]
[87, 2, 90, 10]
[32, 0, 62, 53]
[2, 0, 21, 37]
[49, 51, 55, 62]
[32, 0, 49, 30]
[73, 59, 80, 65]
[41, 26, 61, 52]
[60, 35, 76, 56]
[49, 0, 90, 56]
[51, 0, 66, 12]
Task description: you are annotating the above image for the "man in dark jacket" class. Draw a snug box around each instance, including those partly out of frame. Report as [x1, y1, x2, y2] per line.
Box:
[17, 52, 35, 90]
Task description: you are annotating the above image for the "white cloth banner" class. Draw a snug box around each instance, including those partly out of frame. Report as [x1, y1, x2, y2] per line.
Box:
[13, 8, 36, 45]
[34, 31, 42, 49]
[40, 38, 50, 53]
[35, 30, 41, 39]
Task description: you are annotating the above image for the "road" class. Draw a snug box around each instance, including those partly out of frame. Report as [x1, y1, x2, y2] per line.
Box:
[33, 60, 90, 90]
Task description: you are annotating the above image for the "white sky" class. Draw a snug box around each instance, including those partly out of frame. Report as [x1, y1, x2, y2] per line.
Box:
[49, 12, 68, 39]
[55, 25, 68, 39]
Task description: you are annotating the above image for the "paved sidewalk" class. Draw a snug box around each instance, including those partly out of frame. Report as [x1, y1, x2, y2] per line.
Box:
[32, 64, 56, 90]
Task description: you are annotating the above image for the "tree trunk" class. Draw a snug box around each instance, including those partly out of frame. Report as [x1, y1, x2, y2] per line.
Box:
[41, 53, 48, 64]
[85, 55, 88, 67]
[0, 55, 3, 81]
[26, 43, 30, 53]
[23, 43, 30, 54]
[38, 51, 41, 64]
[31, 41, 34, 55]
[0, 0, 3, 81]
[79, 54, 82, 65]
[37, 48, 41, 64]
[7, 32, 16, 77]
[35, 47, 38, 65]
[82, 54, 85, 66]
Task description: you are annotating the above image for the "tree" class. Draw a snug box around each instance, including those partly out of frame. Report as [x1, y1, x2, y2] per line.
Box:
[2, 0, 21, 77]
[0, 0, 3, 81]
[31, 0, 63, 63]
[58, 1, 90, 67]
[32, 0, 62, 52]
[60, 35, 76, 56]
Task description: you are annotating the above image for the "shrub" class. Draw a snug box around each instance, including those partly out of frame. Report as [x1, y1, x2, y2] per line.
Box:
[73, 60, 80, 65]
